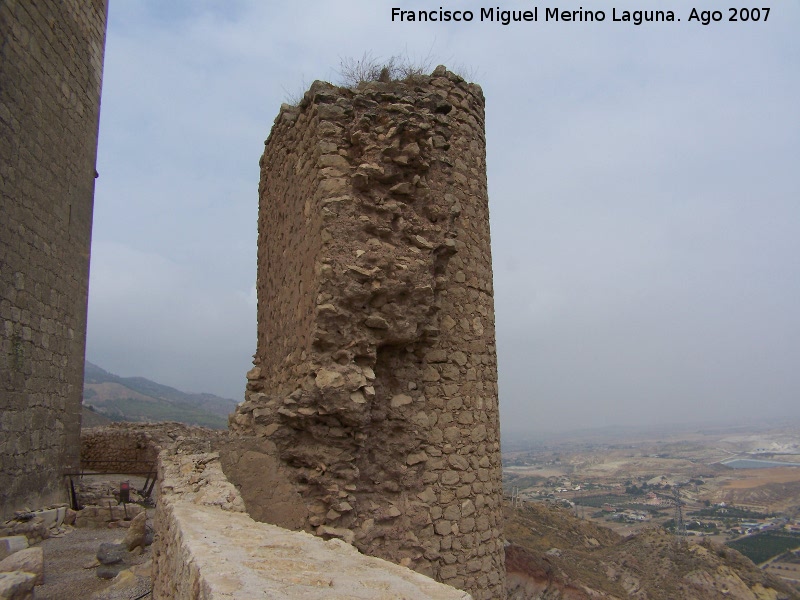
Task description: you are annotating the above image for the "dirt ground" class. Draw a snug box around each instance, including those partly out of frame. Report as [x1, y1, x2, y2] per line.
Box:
[36, 522, 153, 600]
[765, 561, 800, 589]
[721, 467, 800, 489]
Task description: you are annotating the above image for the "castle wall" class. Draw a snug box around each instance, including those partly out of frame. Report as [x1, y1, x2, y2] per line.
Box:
[152, 440, 472, 600]
[231, 67, 505, 599]
[80, 423, 196, 475]
[0, 0, 107, 518]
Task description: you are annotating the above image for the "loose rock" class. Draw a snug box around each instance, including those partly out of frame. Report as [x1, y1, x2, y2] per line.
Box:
[0, 547, 44, 586]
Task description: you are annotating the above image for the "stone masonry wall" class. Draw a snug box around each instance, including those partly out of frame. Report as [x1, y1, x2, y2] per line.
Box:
[0, 0, 107, 518]
[80, 422, 210, 474]
[231, 67, 505, 599]
[152, 440, 472, 600]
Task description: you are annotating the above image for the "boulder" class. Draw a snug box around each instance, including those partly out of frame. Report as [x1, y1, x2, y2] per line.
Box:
[0, 571, 36, 599]
[123, 513, 146, 551]
[0, 547, 43, 586]
[64, 508, 77, 526]
[97, 542, 126, 566]
[96, 564, 125, 580]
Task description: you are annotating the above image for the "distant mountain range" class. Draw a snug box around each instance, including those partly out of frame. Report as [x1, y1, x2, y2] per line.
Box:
[82, 361, 239, 429]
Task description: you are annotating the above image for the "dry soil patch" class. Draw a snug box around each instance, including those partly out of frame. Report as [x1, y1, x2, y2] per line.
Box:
[722, 467, 800, 489]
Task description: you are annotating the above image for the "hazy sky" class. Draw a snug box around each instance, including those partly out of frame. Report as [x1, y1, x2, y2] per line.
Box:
[86, 1, 800, 434]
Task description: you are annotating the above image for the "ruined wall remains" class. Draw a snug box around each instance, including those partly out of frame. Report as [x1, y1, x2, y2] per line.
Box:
[153, 439, 473, 600]
[0, 1, 107, 518]
[80, 422, 210, 474]
[231, 66, 505, 599]
[80, 423, 309, 530]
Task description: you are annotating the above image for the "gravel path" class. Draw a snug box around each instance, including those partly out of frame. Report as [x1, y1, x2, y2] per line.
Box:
[36, 526, 153, 600]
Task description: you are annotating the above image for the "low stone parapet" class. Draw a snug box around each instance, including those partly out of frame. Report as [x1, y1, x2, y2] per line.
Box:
[152, 442, 472, 599]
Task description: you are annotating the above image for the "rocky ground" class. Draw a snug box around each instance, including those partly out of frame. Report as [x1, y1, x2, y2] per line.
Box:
[504, 502, 800, 600]
[28, 508, 152, 600]
[36, 525, 152, 600]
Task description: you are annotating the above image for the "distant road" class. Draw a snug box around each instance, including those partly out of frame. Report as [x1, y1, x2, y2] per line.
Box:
[720, 458, 800, 469]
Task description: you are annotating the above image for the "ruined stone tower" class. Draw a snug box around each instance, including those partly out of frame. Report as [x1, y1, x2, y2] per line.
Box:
[0, 0, 107, 517]
[231, 66, 505, 599]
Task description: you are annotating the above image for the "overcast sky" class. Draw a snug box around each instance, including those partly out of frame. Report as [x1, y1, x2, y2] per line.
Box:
[86, 1, 800, 435]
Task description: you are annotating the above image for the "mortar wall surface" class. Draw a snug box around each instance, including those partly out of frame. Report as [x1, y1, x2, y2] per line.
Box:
[231, 68, 505, 599]
[0, 0, 107, 518]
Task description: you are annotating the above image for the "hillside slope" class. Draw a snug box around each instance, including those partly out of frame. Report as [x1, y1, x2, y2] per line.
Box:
[82, 361, 239, 429]
[505, 502, 799, 600]
[81, 405, 113, 428]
